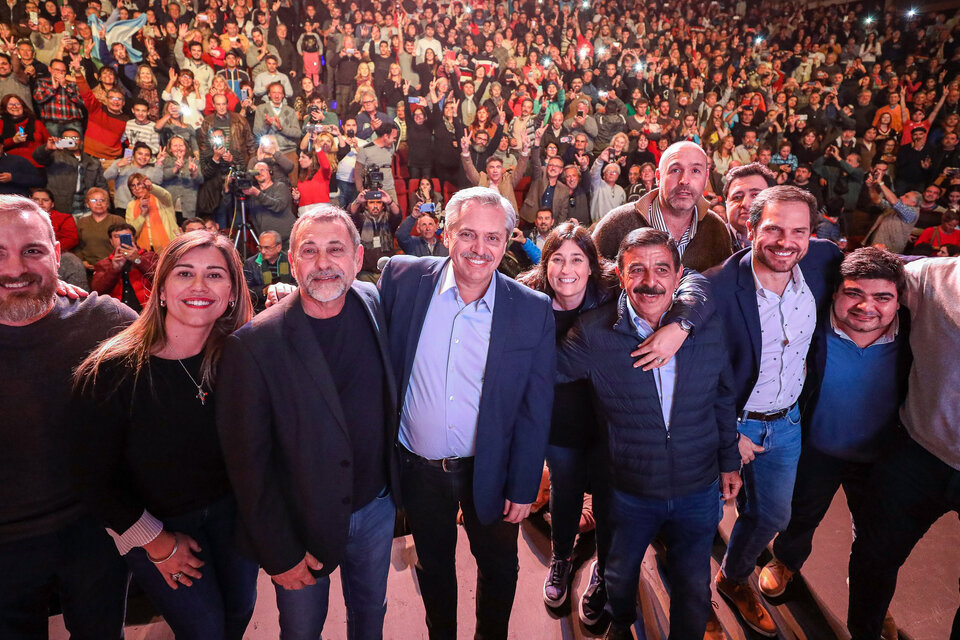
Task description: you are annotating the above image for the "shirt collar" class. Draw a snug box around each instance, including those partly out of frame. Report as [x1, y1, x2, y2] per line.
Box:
[830, 309, 899, 346]
[438, 260, 496, 313]
[750, 255, 806, 298]
[624, 294, 665, 340]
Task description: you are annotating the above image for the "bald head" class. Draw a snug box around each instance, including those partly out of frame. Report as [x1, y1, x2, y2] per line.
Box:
[656, 142, 708, 218]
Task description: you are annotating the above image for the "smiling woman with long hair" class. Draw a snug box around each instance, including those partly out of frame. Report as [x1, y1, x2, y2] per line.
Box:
[73, 231, 257, 639]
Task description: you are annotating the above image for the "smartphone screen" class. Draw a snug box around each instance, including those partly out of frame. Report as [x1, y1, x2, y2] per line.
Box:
[123, 148, 134, 159]
[241, 89, 249, 101]
[408, 96, 419, 103]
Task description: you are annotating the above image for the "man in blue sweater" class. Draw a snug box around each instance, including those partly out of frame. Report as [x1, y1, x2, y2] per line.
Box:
[558, 228, 742, 640]
[757, 248, 910, 638]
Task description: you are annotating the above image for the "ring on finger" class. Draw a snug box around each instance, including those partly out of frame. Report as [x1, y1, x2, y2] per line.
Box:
[171, 572, 183, 582]
[656, 357, 664, 364]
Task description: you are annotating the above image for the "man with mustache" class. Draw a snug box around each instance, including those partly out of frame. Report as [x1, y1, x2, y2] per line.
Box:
[705, 186, 843, 636]
[377, 186, 555, 639]
[556, 227, 742, 640]
[756, 248, 909, 640]
[0, 195, 135, 638]
[593, 140, 733, 273]
[217, 206, 401, 639]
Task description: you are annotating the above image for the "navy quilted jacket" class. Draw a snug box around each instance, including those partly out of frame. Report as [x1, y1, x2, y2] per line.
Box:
[557, 293, 740, 500]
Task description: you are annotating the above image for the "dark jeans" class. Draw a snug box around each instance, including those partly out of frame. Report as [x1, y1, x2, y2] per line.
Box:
[545, 443, 610, 572]
[399, 448, 520, 640]
[274, 492, 395, 640]
[408, 165, 433, 180]
[772, 445, 872, 573]
[124, 497, 258, 640]
[0, 516, 128, 640]
[848, 437, 960, 640]
[337, 178, 359, 209]
[604, 482, 721, 637]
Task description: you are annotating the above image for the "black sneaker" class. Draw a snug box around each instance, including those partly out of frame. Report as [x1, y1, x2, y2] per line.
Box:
[579, 559, 607, 625]
[543, 555, 573, 607]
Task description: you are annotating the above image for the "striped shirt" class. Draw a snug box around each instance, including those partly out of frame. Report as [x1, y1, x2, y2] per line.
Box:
[649, 199, 698, 257]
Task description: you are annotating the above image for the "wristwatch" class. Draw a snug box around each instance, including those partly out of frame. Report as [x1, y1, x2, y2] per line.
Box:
[677, 319, 693, 335]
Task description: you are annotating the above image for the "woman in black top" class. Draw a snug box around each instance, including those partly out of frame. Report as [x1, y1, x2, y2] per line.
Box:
[74, 231, 256, 640]
[517, 222, 713, 623]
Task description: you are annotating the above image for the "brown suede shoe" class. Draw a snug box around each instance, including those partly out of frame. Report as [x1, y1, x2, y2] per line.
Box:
[758, 558, 795, 597]
[881, 610, 899, 640]
[715, 570, 777, 637]
[703, 602, 724, 640]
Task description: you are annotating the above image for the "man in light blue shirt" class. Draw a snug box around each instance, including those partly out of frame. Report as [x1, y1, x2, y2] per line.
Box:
[378, 186, 555, 639]
[398, 260, 495, 459]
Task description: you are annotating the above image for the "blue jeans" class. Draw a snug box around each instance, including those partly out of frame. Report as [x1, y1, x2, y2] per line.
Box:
[274, 491, 395, 640]
[0, 516, 128, 640]
[337, 179, 358, 209]
[545, 443, 610, 572]
[604, 482, 721, 637]
[124, 497, 259, 640]
[721, 403, 802, 582]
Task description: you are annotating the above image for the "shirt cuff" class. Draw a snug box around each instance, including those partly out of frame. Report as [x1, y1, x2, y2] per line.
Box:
[107, 509, 164, 555]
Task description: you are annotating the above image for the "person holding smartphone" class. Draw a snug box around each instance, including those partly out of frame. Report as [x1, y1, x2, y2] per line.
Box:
[91, 223, 160, 313]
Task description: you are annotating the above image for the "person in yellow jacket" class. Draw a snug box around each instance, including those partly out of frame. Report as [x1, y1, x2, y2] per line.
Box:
[125, 173, 180, 253]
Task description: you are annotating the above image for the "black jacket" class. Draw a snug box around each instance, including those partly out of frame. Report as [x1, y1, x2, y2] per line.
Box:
[216, 284, 401, 576]
[557, 293, 740, 499]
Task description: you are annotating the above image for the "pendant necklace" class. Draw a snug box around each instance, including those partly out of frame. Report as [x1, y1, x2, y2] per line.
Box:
[178, 358, 208, 405]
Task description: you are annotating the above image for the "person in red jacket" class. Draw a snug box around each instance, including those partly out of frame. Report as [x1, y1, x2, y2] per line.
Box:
[1, 95, 50, 167]
[291, 145, 333, 210]
[91, 222, 158, 312]
[30, 187, 78, 251]
[70, 60, 128, 163]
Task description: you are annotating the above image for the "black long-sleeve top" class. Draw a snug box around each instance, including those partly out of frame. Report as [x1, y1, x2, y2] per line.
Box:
[73, 354, 232, 534]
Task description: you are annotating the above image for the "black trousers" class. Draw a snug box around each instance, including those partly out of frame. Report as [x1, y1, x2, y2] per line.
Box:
[400, 449, 519, 640]
[772, 444, 873, 573]
[847, 436, 960, 640]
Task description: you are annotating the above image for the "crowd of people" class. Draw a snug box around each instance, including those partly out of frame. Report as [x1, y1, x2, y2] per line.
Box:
[2, 0, 960, 639]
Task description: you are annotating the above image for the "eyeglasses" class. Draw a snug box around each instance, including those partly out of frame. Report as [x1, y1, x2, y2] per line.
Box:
[88, 198, 107, 203]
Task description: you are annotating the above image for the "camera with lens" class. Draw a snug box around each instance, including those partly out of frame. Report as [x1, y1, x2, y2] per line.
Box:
[362, 164, 386, 200]
[228, 162, 257, 193]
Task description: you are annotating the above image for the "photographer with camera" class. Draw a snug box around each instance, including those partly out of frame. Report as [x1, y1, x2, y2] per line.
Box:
[346, 187, 402, 282]
[90, 222, 159, 313]
[355, 122, 399, 204]
[220, 160, 296, 245]
[34, 127, 108, 214]
[334, 118, 362, 208]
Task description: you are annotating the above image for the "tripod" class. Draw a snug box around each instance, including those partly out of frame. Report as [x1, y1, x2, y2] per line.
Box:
[230, 191, 259, 261]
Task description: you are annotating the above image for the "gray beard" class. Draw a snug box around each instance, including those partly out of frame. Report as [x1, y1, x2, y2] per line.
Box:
[0, 285, 56, 325]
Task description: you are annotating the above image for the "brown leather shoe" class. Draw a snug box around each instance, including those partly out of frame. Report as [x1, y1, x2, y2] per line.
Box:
[881, 610, 899, 640]
[715, 570, 777, 637]
[758, 558, 794, 597]
[703, 602, 724, 640]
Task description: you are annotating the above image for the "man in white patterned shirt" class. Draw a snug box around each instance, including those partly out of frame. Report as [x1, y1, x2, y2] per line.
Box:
[706, 185, 843, 637]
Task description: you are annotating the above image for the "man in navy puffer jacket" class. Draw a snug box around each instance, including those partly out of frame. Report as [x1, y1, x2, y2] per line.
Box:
[557, 228, 742, 640]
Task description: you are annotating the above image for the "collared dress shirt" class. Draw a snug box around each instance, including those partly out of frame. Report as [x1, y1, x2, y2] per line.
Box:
[625, 300, 677, 428]
[743, 259, 817, 413]
[399, 262, 496, 459]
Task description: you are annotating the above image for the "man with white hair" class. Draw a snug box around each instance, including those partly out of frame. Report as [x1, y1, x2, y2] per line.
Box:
[0, 195, 134, 638]
[378, 186, 555, 639]
[593, 140, 733, 272]
[218, 205, 400, 640]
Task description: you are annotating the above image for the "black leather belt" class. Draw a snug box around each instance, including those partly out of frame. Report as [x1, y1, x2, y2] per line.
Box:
[401, 447, 474, 473]
[741, 405, 793, 422]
